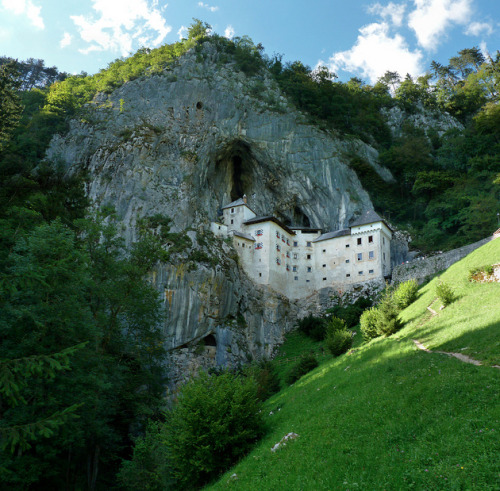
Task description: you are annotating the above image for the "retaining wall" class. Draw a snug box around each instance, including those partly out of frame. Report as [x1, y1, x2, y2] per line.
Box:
[391, 236, 493, 284]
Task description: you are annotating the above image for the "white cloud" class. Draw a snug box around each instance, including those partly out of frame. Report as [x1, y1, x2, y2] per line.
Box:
[368, 2, 406, 27]
[198, 2, 219, 12]
[224, 25, 235, 39]
[328, 22, 424, 83]
[71, 0, 171, 56]
[408, 0, 472, 50]
[1, 0, 44, 29]
[60, 32, 72, 48]
[465, 21, 494, 37]
[177, 25, 188, 39]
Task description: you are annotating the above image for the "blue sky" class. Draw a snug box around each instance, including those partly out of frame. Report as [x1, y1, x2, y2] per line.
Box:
[0, 0, 498, 83]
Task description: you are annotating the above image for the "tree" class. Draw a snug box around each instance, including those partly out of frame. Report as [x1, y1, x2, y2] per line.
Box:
[0, 62, 22, 151]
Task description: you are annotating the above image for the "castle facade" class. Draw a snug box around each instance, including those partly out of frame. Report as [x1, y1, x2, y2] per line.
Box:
[211, 197, 392, 300]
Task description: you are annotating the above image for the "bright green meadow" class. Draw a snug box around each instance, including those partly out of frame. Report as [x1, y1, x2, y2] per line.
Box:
[209, 239, 500, 490]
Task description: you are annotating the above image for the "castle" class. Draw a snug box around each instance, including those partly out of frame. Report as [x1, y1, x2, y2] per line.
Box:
[211, 196, 392, 300]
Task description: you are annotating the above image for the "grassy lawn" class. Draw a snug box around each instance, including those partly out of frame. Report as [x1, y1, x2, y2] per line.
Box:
[209, 239, 500, 490]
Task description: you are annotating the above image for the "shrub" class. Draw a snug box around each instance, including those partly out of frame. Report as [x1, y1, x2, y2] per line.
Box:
[244, 360, 281, 401]
[436, 280, 456, 306]
[326, 315, 347, 333]
[286, 354, 319, 385]
[297, 314, 327, 341]
[360, 307, 381, 341]
[325, 328, 352, 357]
[327, 296, 372, 327]
[392, 279, 419, 310]
[165, 370, 264, 488]
[376, 291, 404, 336]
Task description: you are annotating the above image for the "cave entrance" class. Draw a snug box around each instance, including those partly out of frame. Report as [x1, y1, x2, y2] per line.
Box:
[203, 334, 217, 347]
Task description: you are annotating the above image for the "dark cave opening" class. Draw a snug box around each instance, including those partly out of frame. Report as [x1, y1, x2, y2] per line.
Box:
[203, 334, 217, 347]
[231, 155, 244, 202]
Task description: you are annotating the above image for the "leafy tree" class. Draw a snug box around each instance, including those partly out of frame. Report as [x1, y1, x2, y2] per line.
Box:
[0, 62, 22, 151]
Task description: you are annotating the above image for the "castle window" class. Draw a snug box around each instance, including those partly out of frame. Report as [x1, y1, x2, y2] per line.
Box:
[322, 264, 326, 268]
[323, 277, 327, 281]
[231, 208, 235, 213]
[292, 266, 297, 272]
[286, 251, 290, 258]
[259, 272, 262, 277]
[323, 249, 326, 253]
[369, 235, 373, 243]
[306, 254, 311, 260]
[287, 239, 290, 245]
[255, 242, 263, 250]
[294, 276, 298, 281]
[358, 271, 363, 275]
[383, 252, 386, 260]
[293, 253, 298, 259]
[306, 280, 310, 283]
[357, 253, 363, 261]
[383, 237, 385, 245]
[231, 219, 234, 224]
[357, 238, 362, 245]
[346, 274, 350, 277]
[307, 267, 312, 272]
[276, 244, 281, 251]
[286, 264, 290, 271]
[346, 244, 350, 248]
[276, 258, 281, 265]
[369, 250, 374, 259]
[276, 231, 280, 239]
[242, 243, 245, 248]
[293, 241, 298, 247]
[346, 259, 350, 263]
[256, 229, 263, 236]
[369, 269, 374, 274]
[306, 241, 312, 247]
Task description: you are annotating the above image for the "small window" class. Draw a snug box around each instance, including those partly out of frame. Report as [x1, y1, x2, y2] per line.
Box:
[242, 243, 245, 248]
[293, 266, 297, 272]
[218, 225, 221, 230]
[293, 253, 298, 259]
[256, 229, 263, 236]
[307, 254, 311, 260]
[293, 241, 298, 247]
[307, 267, 312, 272]
[357, 238, 362, 245]
[369, 235, 373, 243]
[346, 244, 350, 248]
[346, 259, 350, 263]
[369, 251, 374, 259]
[323, 277, 327, 281]
[383, 252, 386, 260]
[231, 208, 235, 213]
[358, 271, 363, 275]
[322, 264, 326, 268]
[294, 276, 298, 281]
[259, 272, 262, 277]
[346, 274, 350, 277]
[306, 279, 310, 283]
[383, 237, 385, 245]
[323, 249, 326, 253]
[357, 253, 363, 261]
[369, 269, 374, 274]
[276, 244, 281, 251]
[231, 219, 234, 224]
[307, 241, 312, 247]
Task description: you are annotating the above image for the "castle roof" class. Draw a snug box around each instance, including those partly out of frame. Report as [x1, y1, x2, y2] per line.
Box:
[243, 216, 296, 235]
[349, 210, 392, 231]
[313, 228, 351, 243]
[233, 230, 255, 241]
[222, 198, 247, 210]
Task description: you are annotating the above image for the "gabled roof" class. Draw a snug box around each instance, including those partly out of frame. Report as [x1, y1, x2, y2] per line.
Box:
[243, 216, 295, 235]
[221, 198, 247, 210]
[313, 228, 351, 243]
[233, 231, 255, 241]
[349, 210, 392, 231]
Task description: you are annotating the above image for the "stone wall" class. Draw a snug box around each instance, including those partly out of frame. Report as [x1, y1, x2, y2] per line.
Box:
[391, 236, 493, 284]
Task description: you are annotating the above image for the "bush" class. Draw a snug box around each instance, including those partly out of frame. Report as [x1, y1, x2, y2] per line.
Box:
[360, 307, 381, 341]
[436, 280, 456, 306]
[297, 314, 327, 341]
[244, 360, 281, 401]
[325, 328, 352, 356]
[326, 315, 347, 333]
[392, 279, 419, 310]
[327, 296, 372, 327]
[377, 292, 404, 336]
[286, 354, 319, 385]
[165, 370, 264, 488]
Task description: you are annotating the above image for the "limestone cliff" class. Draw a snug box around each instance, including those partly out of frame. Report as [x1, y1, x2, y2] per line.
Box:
[46, 41, 394, 381]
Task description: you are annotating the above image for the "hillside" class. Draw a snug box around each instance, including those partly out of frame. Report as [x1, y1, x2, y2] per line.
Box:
[209, 238, 500, 490]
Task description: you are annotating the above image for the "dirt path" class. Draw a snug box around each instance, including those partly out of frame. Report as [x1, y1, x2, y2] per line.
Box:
[412, 339, 500, 368]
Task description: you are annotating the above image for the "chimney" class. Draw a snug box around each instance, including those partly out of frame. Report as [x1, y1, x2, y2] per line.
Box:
[243, 194, 247, 204]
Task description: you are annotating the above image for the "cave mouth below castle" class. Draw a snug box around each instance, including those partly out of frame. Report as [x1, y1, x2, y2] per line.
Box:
[281, 206, 311, 228]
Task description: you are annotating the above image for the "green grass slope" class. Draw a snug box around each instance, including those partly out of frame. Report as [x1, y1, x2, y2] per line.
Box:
[210, 239, 500, 490]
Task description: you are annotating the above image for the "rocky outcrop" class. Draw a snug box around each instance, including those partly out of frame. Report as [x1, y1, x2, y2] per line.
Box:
[46, 41, 399, 380]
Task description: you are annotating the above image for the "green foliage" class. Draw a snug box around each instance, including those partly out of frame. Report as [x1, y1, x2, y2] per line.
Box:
[327, 295, 372, 328]
[435, 279, 456, 306]
[0, 62, 22, 151]
[376, 290, 404, 336]
[392, 279, 419, 310]
[325, 316, 347, 333]
[297, 314, 327, 341]
[165, 370, 264, 488]
[244, 360, 281, 401]
[285, 354, 319, 385]
[360, 307, 381, 341]
[468, 264, 494, 282]
[325, 328, 352, 357]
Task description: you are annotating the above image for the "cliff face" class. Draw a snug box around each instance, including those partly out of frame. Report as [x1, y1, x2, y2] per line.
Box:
[47, 41, 394, 381]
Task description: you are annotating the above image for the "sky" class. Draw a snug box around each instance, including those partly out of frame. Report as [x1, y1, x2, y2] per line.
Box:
[0, 0, 499, 83]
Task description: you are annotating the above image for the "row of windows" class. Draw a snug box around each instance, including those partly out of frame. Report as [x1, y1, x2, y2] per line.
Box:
[291, 270, 375, 281]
